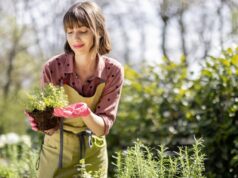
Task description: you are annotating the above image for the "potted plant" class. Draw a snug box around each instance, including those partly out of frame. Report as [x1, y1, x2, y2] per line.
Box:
[25, 83, 69, 131]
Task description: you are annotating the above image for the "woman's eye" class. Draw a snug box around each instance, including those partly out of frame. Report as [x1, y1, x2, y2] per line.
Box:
[67, 31, 73, 34]
[80, 30, 87, 34]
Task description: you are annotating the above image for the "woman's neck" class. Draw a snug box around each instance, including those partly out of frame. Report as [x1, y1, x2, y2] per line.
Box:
[74, 52, 97, 80]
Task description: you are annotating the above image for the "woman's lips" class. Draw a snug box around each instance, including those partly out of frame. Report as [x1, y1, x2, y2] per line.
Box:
[73, 44, 84, 48]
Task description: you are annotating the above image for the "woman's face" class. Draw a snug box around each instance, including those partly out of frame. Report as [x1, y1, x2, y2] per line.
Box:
[66, 25, 94, 55]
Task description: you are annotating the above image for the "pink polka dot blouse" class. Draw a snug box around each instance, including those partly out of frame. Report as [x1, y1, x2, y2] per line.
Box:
[40, 53, 124, 135]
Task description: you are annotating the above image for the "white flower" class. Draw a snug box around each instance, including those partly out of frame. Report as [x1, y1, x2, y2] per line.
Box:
[169, 126, 178, 134]
[5, 132, 20, 145]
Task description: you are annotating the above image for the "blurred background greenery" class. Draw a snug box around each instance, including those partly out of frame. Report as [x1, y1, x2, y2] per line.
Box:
[1, 0, 238, 177]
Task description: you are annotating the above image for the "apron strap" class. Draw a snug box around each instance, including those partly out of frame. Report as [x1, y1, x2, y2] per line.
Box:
[36, 138, 44, 170]
[58, 75, 94, 167]
[58, 79, 65, 169]
[58, 118, 64, 168]
[58, 129, 93, 169]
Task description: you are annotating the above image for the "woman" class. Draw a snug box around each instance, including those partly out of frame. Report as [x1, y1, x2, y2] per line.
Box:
[26, 1, 124, 177]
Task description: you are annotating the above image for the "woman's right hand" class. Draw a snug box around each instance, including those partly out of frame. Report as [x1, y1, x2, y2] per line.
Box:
[24, 111, 38, 131]
[24, 111, 58, 135]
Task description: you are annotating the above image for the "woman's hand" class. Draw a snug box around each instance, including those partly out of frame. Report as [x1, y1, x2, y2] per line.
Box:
[53, 102, 91, 118]
[24, 111, 38, 131]
[24, 111, 58, 135]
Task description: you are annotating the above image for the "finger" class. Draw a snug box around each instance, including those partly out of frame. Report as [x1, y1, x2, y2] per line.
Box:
[53, 108, 66, 117]
[24, 111, 35, 119]
[32, 126, 38, 131]
[28, 117, 35, 122]
[30, 122, 37, 127]
[74, 108, 84, 115]
[75, 103, 87, 112]
[24, 111, 30, 116]
[53, 108, 61, 116]
[29, 118, 37, 125]
[62, 110, 73, 117]
[65, 107, 74, 112]
[74, 103, 85, 110]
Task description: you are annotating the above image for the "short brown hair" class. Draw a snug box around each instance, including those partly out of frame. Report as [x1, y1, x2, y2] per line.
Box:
[63, 1, 111, 55]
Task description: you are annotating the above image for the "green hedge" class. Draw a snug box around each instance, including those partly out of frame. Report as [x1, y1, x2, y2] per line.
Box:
[108, 48, 238, 177]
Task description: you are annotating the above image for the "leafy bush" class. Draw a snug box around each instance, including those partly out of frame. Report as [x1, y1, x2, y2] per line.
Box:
[191, 48, 238, 176]
[108, 47, 238, 177]
[25, 83, 68, 112]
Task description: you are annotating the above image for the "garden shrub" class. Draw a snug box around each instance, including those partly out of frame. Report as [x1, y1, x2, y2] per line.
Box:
[108, 48, 238, 177]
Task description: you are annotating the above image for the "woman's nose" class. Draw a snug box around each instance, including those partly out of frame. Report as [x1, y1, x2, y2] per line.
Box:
[74, 32, 81, 41]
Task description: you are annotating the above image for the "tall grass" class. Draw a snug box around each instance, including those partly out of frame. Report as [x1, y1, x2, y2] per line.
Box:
[114, 138, 206, 178]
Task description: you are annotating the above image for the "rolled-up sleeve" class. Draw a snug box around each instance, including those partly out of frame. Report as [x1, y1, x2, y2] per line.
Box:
[95, 65, 124, 135]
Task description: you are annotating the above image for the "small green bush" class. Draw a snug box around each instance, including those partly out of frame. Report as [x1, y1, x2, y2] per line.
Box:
[25, 83, 68, 112]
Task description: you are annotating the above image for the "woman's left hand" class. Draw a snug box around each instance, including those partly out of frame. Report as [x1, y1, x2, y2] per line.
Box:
[53, 102, 91, 118]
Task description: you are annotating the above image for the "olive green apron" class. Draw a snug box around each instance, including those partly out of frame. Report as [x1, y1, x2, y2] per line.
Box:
[37, 83, 108, 178]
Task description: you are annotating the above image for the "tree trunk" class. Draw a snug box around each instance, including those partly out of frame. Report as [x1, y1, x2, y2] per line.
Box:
[217, 0, 225, 49]
[178, 9, 188, 66]
[161, 16, 169, 60]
